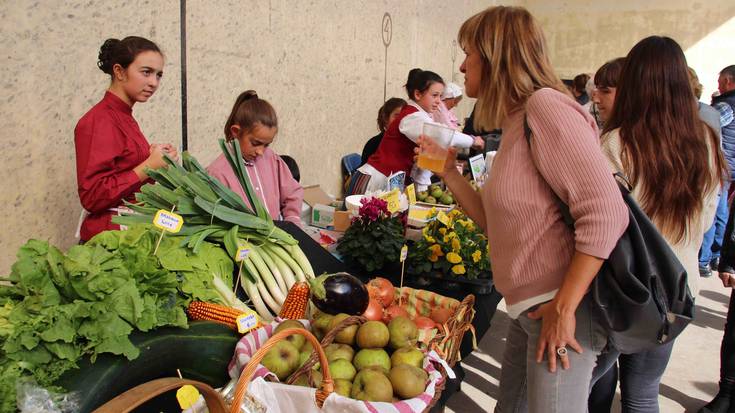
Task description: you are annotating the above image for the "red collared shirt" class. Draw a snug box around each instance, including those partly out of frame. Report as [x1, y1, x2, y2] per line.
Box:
[74, 91, 150, 241]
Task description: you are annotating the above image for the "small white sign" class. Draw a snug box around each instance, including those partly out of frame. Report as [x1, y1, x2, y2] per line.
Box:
[153, 210, 184, 233]
[236, 247, 251, 262]
[469, 154, 487, 182]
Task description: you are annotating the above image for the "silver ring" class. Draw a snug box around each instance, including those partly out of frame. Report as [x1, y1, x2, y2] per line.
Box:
[556, 347, 568, 357]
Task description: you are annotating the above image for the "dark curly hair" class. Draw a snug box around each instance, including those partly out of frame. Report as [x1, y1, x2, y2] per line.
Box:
[97, 36, 161, 75]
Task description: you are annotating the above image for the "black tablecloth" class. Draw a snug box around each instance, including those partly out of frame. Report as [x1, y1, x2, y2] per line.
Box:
[276, 221, 504, 410]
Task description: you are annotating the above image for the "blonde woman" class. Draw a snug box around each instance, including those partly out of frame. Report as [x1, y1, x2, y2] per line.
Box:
[420, 6, 628, 412]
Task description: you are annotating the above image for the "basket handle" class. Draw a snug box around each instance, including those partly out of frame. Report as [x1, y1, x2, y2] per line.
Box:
[92, 377, 227, 413]
[230, 328, 334, 413]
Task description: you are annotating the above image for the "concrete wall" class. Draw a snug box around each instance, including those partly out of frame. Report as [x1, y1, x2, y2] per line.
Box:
[1, 1, 734, 274]
[0, 0, 488, 274]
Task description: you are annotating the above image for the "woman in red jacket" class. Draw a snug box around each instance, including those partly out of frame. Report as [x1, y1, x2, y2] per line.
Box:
[74, 36, 178, 241]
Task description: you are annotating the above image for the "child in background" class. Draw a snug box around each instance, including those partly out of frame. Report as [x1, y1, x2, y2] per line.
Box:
[348, 68, 476, 195]
[433, 82, 463, 129]
[361, 97, 407, 166]
[207, 90, 303, 225]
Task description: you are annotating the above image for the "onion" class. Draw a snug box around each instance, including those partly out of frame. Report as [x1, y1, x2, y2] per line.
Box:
[383, 305, 409, 323]
[413, 316, 436, 330]
[367, 277, 395, 308]
[430, 307, 452, 324]
[362, 298, 384, 321]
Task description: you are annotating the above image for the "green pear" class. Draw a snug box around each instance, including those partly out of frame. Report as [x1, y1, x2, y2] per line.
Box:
[356, 321, 390, 349]
[324, 343, 355, 363]
[329, 358, 357, 381]
[390, 346, 425, 368]
[351, 368, 393, 402]
[260, 341, 300, 381]
[274, 319, 307, 350]
[353, 348, 391, 374]
[388, 316, 418, 349]
[334, 379, 353, 397]
[329, 313, 358, 345]
[389, 364, 428, 399]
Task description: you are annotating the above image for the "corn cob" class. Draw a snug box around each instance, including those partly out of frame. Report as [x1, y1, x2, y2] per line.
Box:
[278, 282, 310, 320]
[187, 301, 244, 329]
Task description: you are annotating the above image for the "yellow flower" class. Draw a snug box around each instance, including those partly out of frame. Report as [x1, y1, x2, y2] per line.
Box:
[428, 244, 444, 262]
[443, 232, 455, 243]
[438, 227, 447, 235]
[446, 252, 462, 264]
[472, 250, 482, 263]
[451, 237, 461, 252]
[449, 209, 462, 219]
[451, 264, 466, 275]
[424, 234, 435, 243]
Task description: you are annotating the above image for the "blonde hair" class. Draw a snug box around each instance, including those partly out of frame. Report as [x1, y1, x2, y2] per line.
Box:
[687, 67, 703, 100]
[458, 6, 569, 130]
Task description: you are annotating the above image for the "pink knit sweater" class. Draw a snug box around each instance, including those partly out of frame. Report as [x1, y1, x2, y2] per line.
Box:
[482, 88, 628, 310]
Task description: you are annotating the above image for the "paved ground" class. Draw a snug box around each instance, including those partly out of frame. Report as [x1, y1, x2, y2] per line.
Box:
[446, 274, 729, 413]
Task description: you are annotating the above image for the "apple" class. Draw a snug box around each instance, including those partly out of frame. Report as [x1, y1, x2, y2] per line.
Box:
[329, 358, 357, 381]
[353, 348, 391, 374]
[390, 346, 425, 369]
[274, 319, 307, 350]
[312, 313, 334, 340]
[356, 321, 390, 349]
[260, 340, 300, 381]
[351, 368, 393, 402]
[388, 316, 418, 349]
[329, 313, 358, 345]
[324, 343, 355, 363]
[390, 364, 428, 399]
[333, 379, 353, 397]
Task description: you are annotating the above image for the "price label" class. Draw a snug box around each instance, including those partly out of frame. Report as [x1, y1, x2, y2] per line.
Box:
[236, 310, 260, 334]
[176, 384, 201, 410]
[406, 184, 416, 205]
[400, 244, 408, 262]
[236, 247, 251, 262]
[379, 189, 401, 213]
[153, 210, 184, 233]
[437, 211, 451, 227]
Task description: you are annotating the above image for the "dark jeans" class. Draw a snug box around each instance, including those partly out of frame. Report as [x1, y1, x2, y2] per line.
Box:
[590, 341, 674, 413]
[721, 290, 735, 382]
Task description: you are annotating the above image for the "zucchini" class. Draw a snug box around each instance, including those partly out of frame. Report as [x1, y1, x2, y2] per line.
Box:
[55, 321, 239, 413]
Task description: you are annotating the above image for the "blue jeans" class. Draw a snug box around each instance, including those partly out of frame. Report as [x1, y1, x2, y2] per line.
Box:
[700, 182, 730, 266]
[590, 341, 674, 413]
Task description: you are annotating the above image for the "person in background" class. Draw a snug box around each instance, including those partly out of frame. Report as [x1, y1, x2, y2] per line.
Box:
[360, 97, 406, 166]
[713, 66, 735, 199]
[422, 6, 628, 412]
[586, 55, 626, 413]
[572, 73, 591, 105]
[347, 68, 475, 195]
[279, 155, 300, 183]
[691, 67, 729, 278]
[591, 58, 625, 127]
[207, 90, 303, 226]
[590, 36, 725, 413]
[702, 191, 735, 412]
[433, 82, 464, 129]
[75, 36, 178, 242]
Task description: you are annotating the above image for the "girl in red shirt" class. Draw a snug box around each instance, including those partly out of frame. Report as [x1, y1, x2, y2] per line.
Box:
[74, 36, 178, 241]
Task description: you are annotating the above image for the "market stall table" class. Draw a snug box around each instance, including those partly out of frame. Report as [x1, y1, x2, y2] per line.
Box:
[279, 221, 504, 411]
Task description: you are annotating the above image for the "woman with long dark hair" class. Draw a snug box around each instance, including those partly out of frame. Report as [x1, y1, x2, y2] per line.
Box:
[591, 36, 726, 412]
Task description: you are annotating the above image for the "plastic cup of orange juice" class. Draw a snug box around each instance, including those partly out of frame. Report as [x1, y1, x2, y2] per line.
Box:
[417, 122, 455, 173]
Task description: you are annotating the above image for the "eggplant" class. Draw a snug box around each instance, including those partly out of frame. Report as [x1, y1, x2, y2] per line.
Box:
[308, 272, 369, 315]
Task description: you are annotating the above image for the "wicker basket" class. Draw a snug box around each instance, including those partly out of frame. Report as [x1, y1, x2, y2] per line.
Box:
[286, 287, 475, 412]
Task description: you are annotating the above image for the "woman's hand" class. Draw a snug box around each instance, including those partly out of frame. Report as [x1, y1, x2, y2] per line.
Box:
[527, 301, 584, 373]
[415, 135, 460, 179]
[159, 143, 179, 162]
[720, 271, 735, 288]
[472, 135, 485, 150]
[146, 144, 168, 169]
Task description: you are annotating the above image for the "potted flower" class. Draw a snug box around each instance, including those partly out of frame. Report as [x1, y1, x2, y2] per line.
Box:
[336, 197, 405, 273]
[407, 209, 491, 290]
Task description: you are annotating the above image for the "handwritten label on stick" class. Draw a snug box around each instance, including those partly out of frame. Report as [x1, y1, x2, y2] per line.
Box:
[153, 210, 184, 233]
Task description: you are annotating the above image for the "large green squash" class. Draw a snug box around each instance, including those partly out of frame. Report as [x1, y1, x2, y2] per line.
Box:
[55, 321, 240, 412]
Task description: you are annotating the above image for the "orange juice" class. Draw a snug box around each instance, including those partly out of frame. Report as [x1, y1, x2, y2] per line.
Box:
[417, 152, 447, 173]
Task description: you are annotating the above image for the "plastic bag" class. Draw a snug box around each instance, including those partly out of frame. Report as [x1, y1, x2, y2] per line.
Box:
[16, 379, 81, 413]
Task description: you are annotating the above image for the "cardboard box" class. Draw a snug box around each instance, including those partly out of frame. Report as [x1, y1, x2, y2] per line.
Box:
[302, 185, 333, 207]
[311, 203, 335, 229]
[333, 210, 352, 232]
